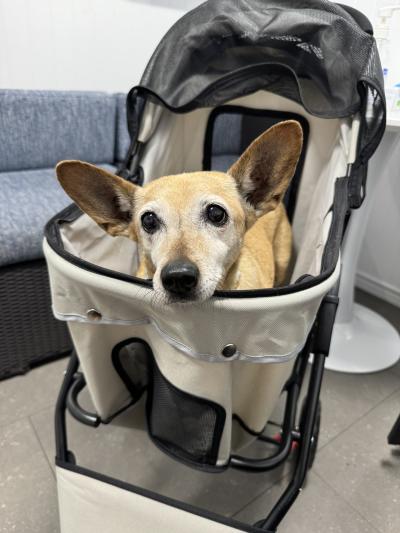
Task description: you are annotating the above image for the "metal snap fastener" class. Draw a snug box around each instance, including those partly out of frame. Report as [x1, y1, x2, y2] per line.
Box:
[222, 343, 237, 358]
[86, 308, 102, 321]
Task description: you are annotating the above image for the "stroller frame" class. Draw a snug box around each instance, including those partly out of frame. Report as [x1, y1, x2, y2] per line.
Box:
[55, 287, 338, 531]
[46, 2, 387, 531]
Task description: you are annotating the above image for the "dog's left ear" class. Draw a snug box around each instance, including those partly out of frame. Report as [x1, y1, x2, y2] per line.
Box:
[56, 160, 138, 238]
[228, 120, 303, 216]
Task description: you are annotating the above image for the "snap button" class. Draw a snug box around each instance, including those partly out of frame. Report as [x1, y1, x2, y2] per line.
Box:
[222, 343, 237, 358]
[86, 308, 102, 321]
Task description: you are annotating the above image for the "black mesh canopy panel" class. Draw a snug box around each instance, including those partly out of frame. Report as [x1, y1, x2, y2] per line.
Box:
[128, 0, 385, 164]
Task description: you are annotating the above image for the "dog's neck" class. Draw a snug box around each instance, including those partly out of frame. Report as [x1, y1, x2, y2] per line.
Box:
[219, 260, 241, 290]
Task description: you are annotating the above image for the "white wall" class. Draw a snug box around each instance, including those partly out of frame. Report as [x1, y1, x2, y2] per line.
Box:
[0, 0, 202, 92]
[0, 0, 399, 306]
[350, 0, 400, 307]
[0, 0, 384, 92]
[356, 131, 400, 307]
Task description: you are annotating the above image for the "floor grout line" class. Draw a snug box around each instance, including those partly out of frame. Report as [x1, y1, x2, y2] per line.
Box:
[0, 402, 55, 431]
[28, 415, 56, 480]
[313, 470, 383, 533]
[317, 380, 400, 453]
[230, 383, 400, 525]
[313, 386, 400, 531]
[230, 471, 289, 519]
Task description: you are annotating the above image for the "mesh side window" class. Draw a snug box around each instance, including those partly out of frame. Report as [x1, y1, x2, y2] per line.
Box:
[148, 361, 226, 467]
[112, 339, 150, 403]
[203, 106, 309, 222]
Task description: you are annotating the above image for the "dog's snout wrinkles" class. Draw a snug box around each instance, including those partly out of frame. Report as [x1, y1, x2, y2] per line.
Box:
[161, 260, 199, 296]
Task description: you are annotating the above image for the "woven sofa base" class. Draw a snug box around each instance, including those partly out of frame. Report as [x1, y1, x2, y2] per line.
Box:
[0, 259, 72, 380]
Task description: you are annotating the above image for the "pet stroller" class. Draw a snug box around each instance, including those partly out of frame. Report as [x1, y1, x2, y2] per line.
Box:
[44, 1, 386, 531]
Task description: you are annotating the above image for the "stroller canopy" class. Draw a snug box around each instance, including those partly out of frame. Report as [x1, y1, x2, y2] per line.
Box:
[129, 0, 385, 164]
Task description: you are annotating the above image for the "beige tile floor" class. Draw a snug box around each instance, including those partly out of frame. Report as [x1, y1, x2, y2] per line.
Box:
[0, 290, 399, 533]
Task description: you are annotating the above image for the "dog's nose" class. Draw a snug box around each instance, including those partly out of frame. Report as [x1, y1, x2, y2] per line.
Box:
[161, 260, 199, 297]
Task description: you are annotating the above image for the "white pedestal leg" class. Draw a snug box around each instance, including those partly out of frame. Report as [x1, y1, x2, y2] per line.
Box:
[326, 133, 400, 373]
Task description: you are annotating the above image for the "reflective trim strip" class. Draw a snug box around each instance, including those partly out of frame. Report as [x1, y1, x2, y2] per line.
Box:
[52, 309, 150, 327]
[53, 308, 306, 364]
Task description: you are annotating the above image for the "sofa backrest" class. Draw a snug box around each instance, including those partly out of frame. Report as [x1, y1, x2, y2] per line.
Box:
[0, 90, 130, 172]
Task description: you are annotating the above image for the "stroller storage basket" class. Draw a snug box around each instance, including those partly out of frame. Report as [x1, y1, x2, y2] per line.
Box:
[45, 1, 386, 530]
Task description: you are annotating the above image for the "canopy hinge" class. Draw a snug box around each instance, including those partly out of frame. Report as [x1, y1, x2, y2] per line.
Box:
[116, 165, 144, 185]
[116, 139, 145, 185]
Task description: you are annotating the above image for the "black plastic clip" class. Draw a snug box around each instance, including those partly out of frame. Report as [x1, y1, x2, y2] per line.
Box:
[116, 139, 145, 185]
[313, 292, 339, 356]
[116, 165, 144, 185]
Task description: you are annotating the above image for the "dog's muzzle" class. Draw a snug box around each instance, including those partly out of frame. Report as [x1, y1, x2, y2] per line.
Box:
[161, 259, 199, 298]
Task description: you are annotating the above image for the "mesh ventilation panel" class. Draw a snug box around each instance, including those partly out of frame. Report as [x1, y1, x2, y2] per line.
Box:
[112, 339, 150, 403]
[148, 360, 226, 468]
[113, 340, 226, 468]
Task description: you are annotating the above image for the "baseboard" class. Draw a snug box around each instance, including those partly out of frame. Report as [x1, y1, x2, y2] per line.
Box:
[356, 271, 400, 308]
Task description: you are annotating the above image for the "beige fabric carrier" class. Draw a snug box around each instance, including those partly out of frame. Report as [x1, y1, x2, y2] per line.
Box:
[44, 90, 347, 467]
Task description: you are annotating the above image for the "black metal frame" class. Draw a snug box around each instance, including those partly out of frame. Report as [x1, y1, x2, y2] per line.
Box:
[388, 414, 400, 446]
[54, 286, 338, 532]
[255, 351, 327, 530]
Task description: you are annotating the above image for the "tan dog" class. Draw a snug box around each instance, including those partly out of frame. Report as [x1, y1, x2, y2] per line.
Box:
[56, 120, 303, 303]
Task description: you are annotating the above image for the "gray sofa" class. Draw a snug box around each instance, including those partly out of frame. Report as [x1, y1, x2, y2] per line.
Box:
[0, 89, 130, 379]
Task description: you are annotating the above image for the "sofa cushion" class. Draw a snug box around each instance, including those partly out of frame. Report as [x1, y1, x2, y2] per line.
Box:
[0, 165, 115, 267]
[0, 90, 118, 172]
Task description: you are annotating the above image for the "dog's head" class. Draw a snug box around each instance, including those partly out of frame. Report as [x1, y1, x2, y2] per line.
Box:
[57, 120, 302, 303]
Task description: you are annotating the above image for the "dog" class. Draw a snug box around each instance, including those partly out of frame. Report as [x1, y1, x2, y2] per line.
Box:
[56, 120, 303, 303]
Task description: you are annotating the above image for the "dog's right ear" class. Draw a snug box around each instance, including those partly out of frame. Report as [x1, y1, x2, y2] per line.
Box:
[56, 160, 137, 238]
[228, 120, 303, 217]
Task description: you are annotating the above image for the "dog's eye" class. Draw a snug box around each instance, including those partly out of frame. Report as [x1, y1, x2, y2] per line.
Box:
[206, 204, 228, 226]
[141, 211, 160, 233]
